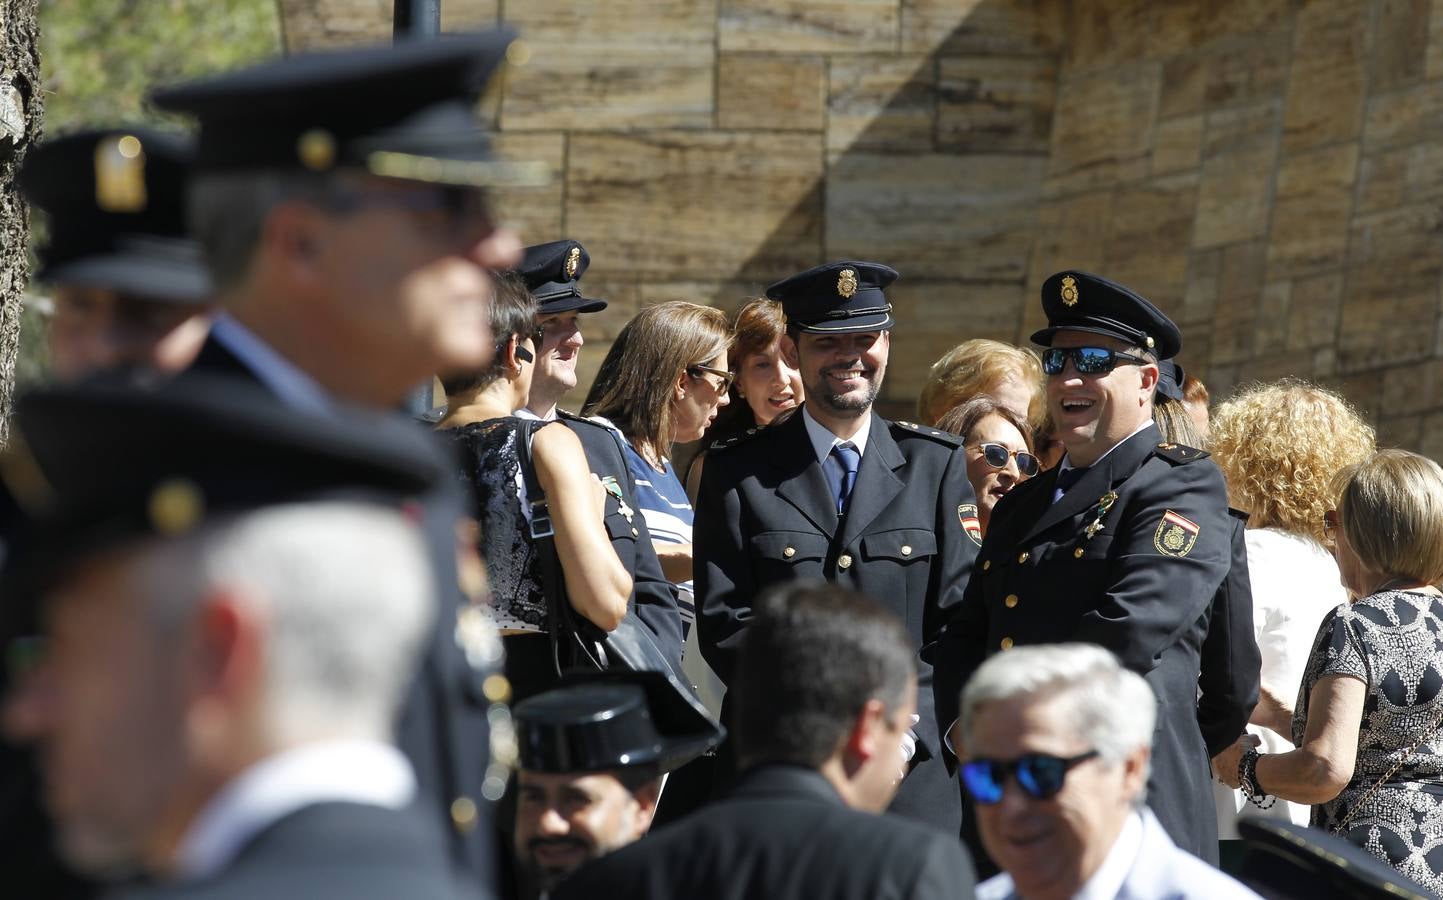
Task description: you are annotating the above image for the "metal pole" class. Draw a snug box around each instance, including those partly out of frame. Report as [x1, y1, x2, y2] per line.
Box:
[394, 0, 442, 38]
[395, 0, 444, 416]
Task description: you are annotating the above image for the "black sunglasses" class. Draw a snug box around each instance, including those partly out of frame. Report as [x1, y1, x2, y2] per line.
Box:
[687, 364, 735, 393]
[1041, 346, 1149, 376]
[961, 750, 1099, 805]
[972, 442, 1040, 477]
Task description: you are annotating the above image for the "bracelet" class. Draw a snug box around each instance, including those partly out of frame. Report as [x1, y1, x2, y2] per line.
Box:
[1238, 748, 1277, 810]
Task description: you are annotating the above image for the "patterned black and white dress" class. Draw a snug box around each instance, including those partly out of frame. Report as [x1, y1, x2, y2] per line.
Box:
[1295, 589, 1443, 891]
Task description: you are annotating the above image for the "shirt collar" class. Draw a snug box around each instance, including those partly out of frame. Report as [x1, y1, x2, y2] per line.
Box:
[1057, 419, 1155, 475]
[801, 404, 871, 465]
[209, 314, 334, 415]
[1073, 810, 1143, 900]
[514, 406, 557, 422]
[172, 740, 416, 881]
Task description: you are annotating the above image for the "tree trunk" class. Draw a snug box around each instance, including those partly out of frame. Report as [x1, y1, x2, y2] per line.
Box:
[0, 0, 40, 447]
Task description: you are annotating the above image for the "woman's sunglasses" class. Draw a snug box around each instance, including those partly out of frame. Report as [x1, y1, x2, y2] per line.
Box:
[1041, 346, 1149, 376]
[972, 442, 1040, 477]
[688, 364, 735, 393]
[961, 750, 1099, 805]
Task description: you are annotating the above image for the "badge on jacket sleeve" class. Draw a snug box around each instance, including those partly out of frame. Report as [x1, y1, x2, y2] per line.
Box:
[1154, 509, 1200, 557]
[958, 503, 983, 546]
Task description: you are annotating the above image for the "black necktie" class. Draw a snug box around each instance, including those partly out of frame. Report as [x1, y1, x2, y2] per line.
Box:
[1054, 466, 1088, 497]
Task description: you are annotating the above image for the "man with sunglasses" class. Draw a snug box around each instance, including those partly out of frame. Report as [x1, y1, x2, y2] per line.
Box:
[961, 643, 1258, 899]
[147, 32, 536, 890]
[511, 241, 685, 674]
[931, 271, 1240, 867]
[695, 260, 978, 834]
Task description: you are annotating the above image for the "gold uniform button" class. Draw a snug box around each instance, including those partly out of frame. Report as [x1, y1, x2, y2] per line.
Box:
[1074, 547, 1085, 558]
[451, 796, 478, 832]
[901, 544, 913, 556]
[1004, 594, 1019, 608]
[783, 546, 796, 558]
[838, 553, 854, 570]
[1000, 637, 1014, 650]
[982, 559, 991, 571]
[1017, 551, 1030, 563]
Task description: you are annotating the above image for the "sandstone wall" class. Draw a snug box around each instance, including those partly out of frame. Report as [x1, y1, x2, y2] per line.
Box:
[280, 0, 1443, 452]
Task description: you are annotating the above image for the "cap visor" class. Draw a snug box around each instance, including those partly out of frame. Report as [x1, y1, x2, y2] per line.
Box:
[538, 297, 608, 315]
[1029, 323, 1140, 348]
[796, 312, 893, 334]
[42, 253, 211, 305]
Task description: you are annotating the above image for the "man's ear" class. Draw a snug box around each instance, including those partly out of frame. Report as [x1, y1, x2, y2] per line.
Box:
[1138, 361, 1160, 396]
[780, 333, 801, 369]
[631, 778, 663, 835]
[1121, 744, 1151, 804]
[842, 697, 888, 774]
[260, 201, 328, 278]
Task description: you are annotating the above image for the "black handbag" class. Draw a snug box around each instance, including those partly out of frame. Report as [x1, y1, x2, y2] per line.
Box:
[517, 420, 692, 687]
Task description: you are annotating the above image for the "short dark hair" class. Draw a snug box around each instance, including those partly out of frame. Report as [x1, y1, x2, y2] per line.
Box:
[733, 581, 915, 770]
[440, 273, 537, 396]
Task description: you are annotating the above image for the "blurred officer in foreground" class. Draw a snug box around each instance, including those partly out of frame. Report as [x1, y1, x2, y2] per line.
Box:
[1, 377, 480, 898]
[695, 261, 977, 832]
[961, 644, 1258, 900]
[931, 271, 1241, 864]
[511, 671, 723, 897]
[513, 241, 685, 672]
[19, 126, 213, 380]
[146, 31, 537, 880]
[555, 583, 975, 900]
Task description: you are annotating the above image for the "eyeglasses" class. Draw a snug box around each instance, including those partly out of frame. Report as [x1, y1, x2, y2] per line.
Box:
[687, 364, 735, 393]
[962, 750, 1100, 805]
[971, 442, 1040, 477]
[1323, 509, 1340, 542]
[1041, 346, 1149, 376]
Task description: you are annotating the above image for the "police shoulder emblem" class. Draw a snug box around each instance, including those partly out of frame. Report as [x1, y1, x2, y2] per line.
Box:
[1153, 509, 1200, 557]
[95, 134, 148, 213]
[958, 503, 982, 546]
[837, 267, 858, 299]
[565, 246, 581, 278]
[1060, 274, 1079, 307]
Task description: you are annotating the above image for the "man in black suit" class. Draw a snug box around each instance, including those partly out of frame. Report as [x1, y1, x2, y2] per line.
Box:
[553, 583, 976, 900]
[146, 33, 535, 883]
[510, 241, 684, 671]
[694, 260, 978, 832]
[930, 270, 1244, 864]
[1, 378, 483, 899]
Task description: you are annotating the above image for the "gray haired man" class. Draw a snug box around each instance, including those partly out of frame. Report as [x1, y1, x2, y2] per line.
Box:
[960, 644, 1259, 900]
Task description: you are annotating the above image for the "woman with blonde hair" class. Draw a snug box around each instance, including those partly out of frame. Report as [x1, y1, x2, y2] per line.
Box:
[1216, 449, 1443, 890]
[916, 338, 1042, 428]
[1207, 379, 1375, 857]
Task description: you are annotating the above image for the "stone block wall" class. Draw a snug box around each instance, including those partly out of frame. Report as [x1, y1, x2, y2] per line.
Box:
[279, 0, 1443, 453]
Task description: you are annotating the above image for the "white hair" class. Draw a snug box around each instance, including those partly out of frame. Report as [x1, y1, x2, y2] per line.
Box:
[133, 501, 435, 745]
[961, 643, 1156, 786]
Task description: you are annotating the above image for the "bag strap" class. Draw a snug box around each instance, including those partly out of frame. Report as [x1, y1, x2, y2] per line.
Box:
[1334, 699, 1443, 833]
[519, 419, 607, 676]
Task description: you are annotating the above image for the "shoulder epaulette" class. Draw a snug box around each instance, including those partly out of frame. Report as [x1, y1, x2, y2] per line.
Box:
[709, 424, 768, 452]
[1152, 441, 1209, 464]
[557, 408, 604, 429]
[890, 419, 963, 446]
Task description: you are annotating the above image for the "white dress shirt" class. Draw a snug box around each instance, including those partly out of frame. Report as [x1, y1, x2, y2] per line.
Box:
[208, 314, 335, 415]
[1074, 811, 1143, 900]
[172, 740, 416, 880]
[801, 404, 872, 464]
[1052, 420, 1156, 503]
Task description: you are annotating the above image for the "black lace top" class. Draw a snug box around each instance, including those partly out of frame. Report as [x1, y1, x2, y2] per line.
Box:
[442, 418, 547, 632]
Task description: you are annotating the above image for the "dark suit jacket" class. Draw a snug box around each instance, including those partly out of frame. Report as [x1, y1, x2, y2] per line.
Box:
[187, 335, 497, 880]
[1197, 509, 1262, 757]
[694, 408, 979, 832]
[930, 424, 1236, 862]
[556, 410, 684, 670]
[552, 765, 976, 900]
[107, 802, 481, 900]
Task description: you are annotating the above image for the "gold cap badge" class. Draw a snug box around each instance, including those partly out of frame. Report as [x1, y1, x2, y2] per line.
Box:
[565, 246, 581, 278]
[94, 135, 147, 213]
[837, 268, 858, 299]
[148, 478, 205, 535]
[1060, 274, 1079, 307]
[297, 129, 337, 172]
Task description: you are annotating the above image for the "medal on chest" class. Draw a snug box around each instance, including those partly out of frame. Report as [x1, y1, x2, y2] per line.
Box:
[1082, 491, 1118, 540]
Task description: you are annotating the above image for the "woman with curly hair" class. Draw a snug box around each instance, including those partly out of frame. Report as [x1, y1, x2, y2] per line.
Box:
[1207, 379, 1375, 856]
